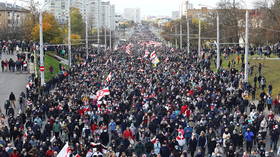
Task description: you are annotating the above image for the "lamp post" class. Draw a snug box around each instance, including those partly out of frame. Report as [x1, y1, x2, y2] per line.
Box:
[198, 17, 201, 54]
[68, 0, 72, 67]
[84, 0, 89, 60]
[175, 25, 178, 49]
[105, 27, 107, 48]
[109, 6, 112, 50]
[216, 13, 220, 70]
[97, 0, 100, 54]
[198, 4, 220, 69]
[38, 0, 52, 86]
[179, 4, 183, 50]
[244, 10, 249, 82]
[39, 11, 44, 86]
[187, 13, 190, 54]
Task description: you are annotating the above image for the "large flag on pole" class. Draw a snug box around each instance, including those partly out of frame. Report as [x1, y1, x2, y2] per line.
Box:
[57, 142, 71, 157]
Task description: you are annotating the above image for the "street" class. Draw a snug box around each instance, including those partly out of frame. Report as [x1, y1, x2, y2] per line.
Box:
[0, 54, 29, 113]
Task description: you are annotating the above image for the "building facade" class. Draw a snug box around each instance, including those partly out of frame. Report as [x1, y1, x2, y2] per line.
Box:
[123, 8, 141, 23]
[0, 2, 29, 29]
[44, 0, 115, 30]
[100, 1, 115, 30]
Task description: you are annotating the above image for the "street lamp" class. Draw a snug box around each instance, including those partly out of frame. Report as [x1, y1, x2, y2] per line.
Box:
[198, 4, 220, 69]
[67, 0, 71, 67]
[109, 6, 112, 50]
[97, 0, 100, 54]
[198, 17, 201, 54]
[37, 0, 52, 86]
[244, 0, 249, 82]
[179, 1, 183, 50]
[244, 10, 249, 82]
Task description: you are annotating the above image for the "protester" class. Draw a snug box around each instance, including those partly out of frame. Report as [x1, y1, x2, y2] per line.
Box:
[0, 25, 279, 157]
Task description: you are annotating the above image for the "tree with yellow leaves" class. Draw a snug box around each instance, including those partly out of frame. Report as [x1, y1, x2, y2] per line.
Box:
[31, 12, 64, 44]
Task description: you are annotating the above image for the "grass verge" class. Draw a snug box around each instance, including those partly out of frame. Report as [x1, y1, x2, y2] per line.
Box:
[211, 54, 280, 99]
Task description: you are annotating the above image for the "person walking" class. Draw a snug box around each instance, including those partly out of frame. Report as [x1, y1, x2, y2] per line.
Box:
[9, 92, 16, 108]
[270, 125, 279, 151]
[189, 134, 197, 157]
[244, 128, 254, 153]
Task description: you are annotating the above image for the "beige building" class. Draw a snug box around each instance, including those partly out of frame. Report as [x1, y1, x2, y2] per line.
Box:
[0, 2, 29, 30]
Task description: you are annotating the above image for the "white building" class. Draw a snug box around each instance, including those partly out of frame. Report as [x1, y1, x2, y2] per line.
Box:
[171, 11, 179, 19]
[44, 0, 115, 30]
[100, 1, 115, 30]
[182, 0, 193, 16]
[123, 8, 141, 23]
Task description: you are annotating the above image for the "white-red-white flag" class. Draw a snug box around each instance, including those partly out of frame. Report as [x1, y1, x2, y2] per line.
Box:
[144, 50, 150, 58]
[105, 72, 112, 82]
[150, 51, 156, 60]
[57, 142, 71, 157]
[125, 43, 133, 54]
[96, 88, 110, 100]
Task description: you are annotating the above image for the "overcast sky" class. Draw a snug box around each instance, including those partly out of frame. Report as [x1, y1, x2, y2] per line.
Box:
[110, 0, 257, 17]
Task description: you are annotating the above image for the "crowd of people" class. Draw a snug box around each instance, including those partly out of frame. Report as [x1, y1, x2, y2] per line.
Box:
[0, 40, 35, 73]
[0, 25, 280, 157]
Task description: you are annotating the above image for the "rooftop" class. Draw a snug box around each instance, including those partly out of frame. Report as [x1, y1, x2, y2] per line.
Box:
[0, 2, 29, 12]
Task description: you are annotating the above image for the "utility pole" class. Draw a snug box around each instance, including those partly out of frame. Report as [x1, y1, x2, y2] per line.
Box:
[216, 13, 220, 70]
[109, 6, 112, 50]
[39, 11, 44, 86]
[180, 21, 183, 49]
[104, 27, 107, 48]
[187, 7, 190, 53]
[179, 2, 183, 49]
[244, 10, 249, 82]
[68, 0, 72, 67]
[198, 18, 201, 54]
[175, 25, 178, 49]
[97, 0, 100, 54]
[85, 1, 89, 60]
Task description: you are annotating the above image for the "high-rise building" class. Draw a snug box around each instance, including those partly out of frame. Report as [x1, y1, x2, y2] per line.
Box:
[123, 8, 141, 23]
[44, 0, 115, 30]
[100, 1, 115, 30]
[182, 0, 193, 17]
[171, 11, 179, 19]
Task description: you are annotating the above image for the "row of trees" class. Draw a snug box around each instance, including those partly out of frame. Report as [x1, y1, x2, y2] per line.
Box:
[161, 0, 280, 49]
[29, 8, 114, 45]
[29, 8, 85, 44]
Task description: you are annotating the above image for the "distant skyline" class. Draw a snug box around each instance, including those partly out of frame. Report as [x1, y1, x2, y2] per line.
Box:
[110, 0, 257, 17]
[0, 0, 257, 17]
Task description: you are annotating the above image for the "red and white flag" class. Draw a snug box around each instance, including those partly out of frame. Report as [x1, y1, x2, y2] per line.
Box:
[126, 43, 133, 54]
[96, 87, 110, 101]
[150, 51, 156, 60]
[144, 50, 150, 58]
[57, 142, 71, 157]
[105, 72, 112, 82]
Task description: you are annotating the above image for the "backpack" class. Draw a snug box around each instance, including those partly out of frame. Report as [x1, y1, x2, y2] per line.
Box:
[4, 100, 10, 109]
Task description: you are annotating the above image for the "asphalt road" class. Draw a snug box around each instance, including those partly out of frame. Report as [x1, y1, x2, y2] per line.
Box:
[0, 53, 29, 114]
